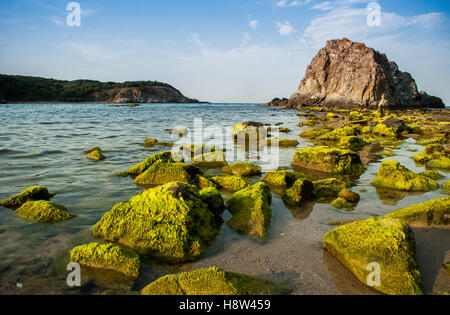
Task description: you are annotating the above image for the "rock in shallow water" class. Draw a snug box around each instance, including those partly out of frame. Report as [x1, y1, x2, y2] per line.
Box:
[16, 200, 75, 224]
[141, 267, 288, 295]
[134, 160, 201, 187]
[324, 218, 423, 295]
[223, 162, 261, 176]
[93, 182, 220, 263]
[0, 186, 53, 210]
[70, 243, 140, 278]
[227, 182, 272, 238]
[372, 160, 439, 192]
[282, 179, 313, 206]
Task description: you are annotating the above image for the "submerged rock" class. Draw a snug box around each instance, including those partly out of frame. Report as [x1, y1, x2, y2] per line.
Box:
[93, 182, 220, 262]
[134, 160, 201, 187]
[338, 189, 360, 203]
[210, 175, 253, 193]
[192, 152, 228, 169]
[265, 139, 299, 148]
[324, 218, 423, 295]
[262, 170, 304, 187]
[232, 122, 265, 139]
[143, 138, 158, 147]
[0, 186, 53, 210]
[385, 197, 450, 226]
[413, 144, 450, 169]
[292, 146, 365, 175]
[16, 200, 75, 224]
[372, 161, 439, 192]
[223, 163, 261, 176]
[313, 178, 348, 199]
[227, 183, 272, 238]
[282, 179, 314, 206]
[141, 267, 287, 295]
[330, 197, 353, 209]
[70, 243, 140, 278]
[86, 147, 106, 161]
[126, 151, 180, 176]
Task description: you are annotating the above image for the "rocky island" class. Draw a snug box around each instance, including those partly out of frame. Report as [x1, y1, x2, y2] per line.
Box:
[0, 74, 200, 103]
[265, 38, 445, 110]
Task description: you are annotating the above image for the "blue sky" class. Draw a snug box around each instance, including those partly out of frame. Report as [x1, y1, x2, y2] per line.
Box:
[0, 0, 449, 103]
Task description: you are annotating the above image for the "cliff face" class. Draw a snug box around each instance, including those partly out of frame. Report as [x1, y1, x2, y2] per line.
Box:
[288, 38, 444, 109]
[93, 86, 197, 103]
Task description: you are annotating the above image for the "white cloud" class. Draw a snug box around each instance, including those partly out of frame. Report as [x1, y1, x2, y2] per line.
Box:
[187, 33, 203, 46]
[277, 21, 297, 35]
[276, 0, 311, 7]
[249, 20, 259, 29]
[65, 41, 118, 61]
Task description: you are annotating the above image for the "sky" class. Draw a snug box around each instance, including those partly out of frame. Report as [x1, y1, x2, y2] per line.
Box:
[0, 0, 449, 103]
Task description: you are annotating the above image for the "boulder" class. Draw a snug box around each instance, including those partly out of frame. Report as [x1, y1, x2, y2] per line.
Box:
[385, 197, 450, 226]
[262, 170, 304, 187]
[313, 178, 348, 199]
[413, 144, 450, 169]
[199, 187, 225, 217]
[134, 160, 201, 187]
[227, 183, 272, 238]
[210, 175, 253, 193]
[330, 197, 353, 209]
[0, 186, 53, 210]
[372, 161, 439, 192]
[372, 119, 409, 138]
[324, 218, 423, 295]
[93, 182, 220, 262]
[292, 146, 365, 175]
[126, 151, 180, 176]
[141, 267, 287, 295]
[192, 152, 228, 169]
[70, 243, 140, 278]
[223, 163, 261, 176]
[288, 38, 445, 109]
[338, 189, 360, 203]
[16, 200, 75, 224]
[232, 122, 266, 140]
[282, 179, 314, 206]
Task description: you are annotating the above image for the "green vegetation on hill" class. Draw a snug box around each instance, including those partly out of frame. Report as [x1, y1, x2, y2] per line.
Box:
[0, 74, 179, 102]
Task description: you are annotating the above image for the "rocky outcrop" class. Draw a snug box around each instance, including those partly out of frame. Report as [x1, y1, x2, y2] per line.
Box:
[286, 38, 445, 109]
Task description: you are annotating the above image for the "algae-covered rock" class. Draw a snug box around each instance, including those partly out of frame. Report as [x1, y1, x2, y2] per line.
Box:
[126, 151, 180, 176]
[419, 170, 444, 180]
[86, 147, 106, 161]
[227, 183, 272, 238]
[317, 126, 358, 141]
[93, 182, 220, 262]
[299, 128, 332, 139]
[223, 163, 261, 176]
[292, 146, 365, 175]
[323, 218, 423, 295]
[141, 267, 287, 295]
[196, 176, 217, 190]
[379, 150, 396, 157]
[372, 160, 439, 192]
[0, 186, 53, 210]
[70, 243, 140, 278]
[338, 136, 370, 151]
[143, 138, 158, 147]
[282, 179, 314, 206]
[210, 175, 253, 193]
[199, 187, 225, 216]
[443, 181, 450, 195]
[338, 189, 360, 203]
[16, 200, 75, 224]
[413, 144, 450, 169]
[330, 197, 353, 209]
[385, 197, 450, 226]
[262, 170, 304, 187]
[313, 178, 348, 199]
[373, 119, 408, 138]
[134, 160, 201, 187]
[232, 122, 265, 139]
[265, 139, 299, 148]
[192, 152, 228, 169]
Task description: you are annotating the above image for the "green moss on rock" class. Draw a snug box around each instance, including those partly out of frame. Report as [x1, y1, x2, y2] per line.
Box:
[70, 243, 140, 278]
[372, 161, 439, 192]
[282, 179, 313, 206]
[262, 170, 304, 187]
[16, 200, 75, 224]
[223, 163, 261, 176]
[232, 122, 265, 139]
[196, 176, 217, 190]
[86, 147, 106, 161]
[93, 182, 220, 263]
[385, 197, 450, 226]
[373, 124, 397, 138]
[418, 170, 444, 180]
[338, 189, 360, 203]
[0, 186, 53, 210]
[338, 136, 370, 151]
[413, 144, 450, 169]
[323, 218, 423, 295]
[313, 178, 348, 199]
[299, 128, 332, 139]
[126, 151, 180, 176]
[443, 181, 450, 195]
[199, 187, 225, 216]
[265, 139, 299, 148]
[134, 160, 201, 187]
[192, 152, 228, 169]
[227, 183, 272, 238]
[143, 138, 158, 147]
[141, 267, 287, 295]
[210, 175, 253, 193]
[330, 197, 353, 209]
[292, 146, 365, 175]
[317, 126, 358, 141]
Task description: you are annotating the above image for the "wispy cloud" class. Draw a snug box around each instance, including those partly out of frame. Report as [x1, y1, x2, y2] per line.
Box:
[187, 33, 204, 46]
[277, 21, 297, 35]
[65, 41, 118, 61]
[276, 0, 312, 7]
[249, 19, 259, 29]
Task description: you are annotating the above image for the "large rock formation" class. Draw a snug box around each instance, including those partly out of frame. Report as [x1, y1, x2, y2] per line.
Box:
[285, 38, 445, 109]
[93, 86, 196, 103]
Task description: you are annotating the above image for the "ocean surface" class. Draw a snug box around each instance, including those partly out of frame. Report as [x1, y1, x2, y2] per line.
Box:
[0, 103, 448, 295]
